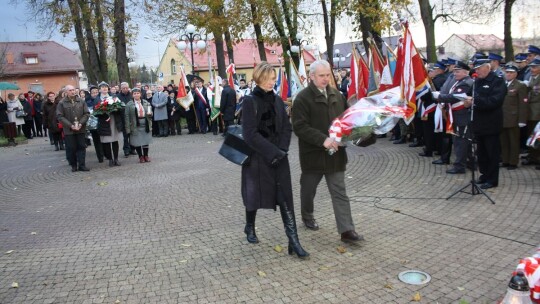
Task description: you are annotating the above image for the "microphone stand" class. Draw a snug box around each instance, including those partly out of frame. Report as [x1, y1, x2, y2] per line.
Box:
[446, 75, 496, 204]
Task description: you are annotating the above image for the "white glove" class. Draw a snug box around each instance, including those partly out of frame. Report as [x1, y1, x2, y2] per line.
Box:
[518, 123, 526, 128]
[432, 91, 440, 99]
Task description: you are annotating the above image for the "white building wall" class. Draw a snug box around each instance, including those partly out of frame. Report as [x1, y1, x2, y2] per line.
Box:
[441, 36, 476, 61]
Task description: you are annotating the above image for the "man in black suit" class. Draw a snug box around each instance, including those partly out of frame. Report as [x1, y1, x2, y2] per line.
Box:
[463, 59, 507, 189]
[220, 78, 237, 136]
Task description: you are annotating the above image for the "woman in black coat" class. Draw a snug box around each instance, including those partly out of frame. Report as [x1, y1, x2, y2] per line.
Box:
[19, 93, 33, 139]
[241, 62, 309, 259]
[33, 93, 44, 137]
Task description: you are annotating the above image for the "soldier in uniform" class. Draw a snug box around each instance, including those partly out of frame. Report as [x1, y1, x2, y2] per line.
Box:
[524, 45, 540, 82]
[500, 64, 528, 170]
[522, 58, 540, 169]
[515, 53, 529, 81]
[488, 53, 505, 78]
[463, 58, 507, 189]
[433, 61, 474, 174]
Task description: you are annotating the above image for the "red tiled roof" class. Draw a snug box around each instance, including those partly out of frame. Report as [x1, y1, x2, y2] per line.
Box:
[454, 34, 504, 51]
[173, 38, 317, 71]
[0, 41, 84, 76]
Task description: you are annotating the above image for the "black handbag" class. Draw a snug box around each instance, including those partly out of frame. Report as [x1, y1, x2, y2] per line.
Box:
[15, 110, 27, 118]
[218, 125, 253, 166]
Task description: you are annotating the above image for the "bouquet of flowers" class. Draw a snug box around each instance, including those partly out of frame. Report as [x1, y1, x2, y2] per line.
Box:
[329, 87, 414, 146]
[93, 96, 124, 116]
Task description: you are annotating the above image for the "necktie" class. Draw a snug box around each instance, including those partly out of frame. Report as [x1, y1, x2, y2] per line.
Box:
[137, 101, 143, 117]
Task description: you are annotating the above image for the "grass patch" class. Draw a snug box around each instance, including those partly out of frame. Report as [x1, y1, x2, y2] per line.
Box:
[0, 135, 28, 146]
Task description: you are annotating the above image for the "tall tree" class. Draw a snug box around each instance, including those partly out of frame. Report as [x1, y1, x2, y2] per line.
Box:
[19, 0, 139, 84]
[113, 0, 131, 83]
[248, 0, 267, 61]
[321, 0, 340, 68]
[416, 0, 497, 62]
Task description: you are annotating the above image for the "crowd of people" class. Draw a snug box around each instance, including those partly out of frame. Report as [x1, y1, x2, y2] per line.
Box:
[1, 44, 538, 254]
[0, 76, 243, 171]
[335, 45, 540, 189]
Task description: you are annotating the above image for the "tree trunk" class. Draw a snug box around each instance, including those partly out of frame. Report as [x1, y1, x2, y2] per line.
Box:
[78, 0, 101, 85]
[113, 0, 131, 84]
[503, 0, 515, 61]
[94, 0, 108, 82]
[224, 30, 234, 64]
[418, 0, 437, 62]
[250, 1, 267, 62]
[66, 0, 96, 84]
[214, 33, 226, 78]
[321, 0, 336, 67]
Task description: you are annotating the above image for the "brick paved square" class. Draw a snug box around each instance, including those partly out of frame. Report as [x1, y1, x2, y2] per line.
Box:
[0, 134, 538, 303]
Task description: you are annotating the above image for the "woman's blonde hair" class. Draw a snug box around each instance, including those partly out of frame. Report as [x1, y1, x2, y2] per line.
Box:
[252, 61, 276, 85]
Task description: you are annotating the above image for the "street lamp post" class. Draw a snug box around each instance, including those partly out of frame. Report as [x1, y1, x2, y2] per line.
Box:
[290, 32, 314, 55]
[333, 49, 345, 70]
[176, 24, 206, 74]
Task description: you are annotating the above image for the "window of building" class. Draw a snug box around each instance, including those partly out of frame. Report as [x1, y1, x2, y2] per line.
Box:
[171, 59, 177, 75]
[23, 53, 39, 64]
[237, 73, 247, 82]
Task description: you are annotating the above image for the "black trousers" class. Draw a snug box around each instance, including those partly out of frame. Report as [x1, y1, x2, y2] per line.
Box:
[186, 109, 197, 133]
[90, 130, 104, 161]
[422, 115, 436, 153]
[34, 114, 43, 136]
[475, 133, 501, 185]
[65, 133, 87, 168]
[122, 131, 132, 155]
[103, 141, 119, 160]
[22, 120, 33, 138]
[223, 120, 233, 135]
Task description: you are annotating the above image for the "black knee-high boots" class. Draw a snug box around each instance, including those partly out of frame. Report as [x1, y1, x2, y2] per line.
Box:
[244, 210, 259, 243]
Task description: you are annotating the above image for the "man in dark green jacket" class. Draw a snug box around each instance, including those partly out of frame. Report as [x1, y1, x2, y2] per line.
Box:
[292, 60, 363, 244]
[57, 85, 90, 172]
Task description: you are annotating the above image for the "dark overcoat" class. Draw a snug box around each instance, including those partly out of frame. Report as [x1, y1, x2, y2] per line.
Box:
[42, 100, 61, 133]
[241, 89, 292, 211]
[220, 85, 237, 121]
[96, 110, 124, 136]
[472, 72, 507, 136]
[502, 80, 528, 128]
[292, 81, 348, 174]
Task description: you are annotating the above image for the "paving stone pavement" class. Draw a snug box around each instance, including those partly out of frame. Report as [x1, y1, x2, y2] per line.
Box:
[0, 133, 539, 304]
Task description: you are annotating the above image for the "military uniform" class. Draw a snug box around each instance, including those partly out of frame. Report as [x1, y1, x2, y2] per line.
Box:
[472, 67, 507, 188]
[500, 76, 528, 167]
[525, 72, 540, 164]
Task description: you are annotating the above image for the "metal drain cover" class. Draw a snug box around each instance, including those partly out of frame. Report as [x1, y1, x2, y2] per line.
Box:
[398, 270, 431, 285]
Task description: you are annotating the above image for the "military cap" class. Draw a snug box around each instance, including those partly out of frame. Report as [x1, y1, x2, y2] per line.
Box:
[447, 57, 457, 65]
[473, 52, 488, 59]
[504, 64, 519, 73]
[441, 59, 449, 65]
[527, 45, 540, 55]
[131, 88, 141, 93]
[98, 81, 109, 88]
[515, 53, 527, 63]
[529, 58, 540, 66]
[434, 61, 446, 70]
[453, 61, 471, 71]
[488, 53, 503, 61]
[473, 58, 491, 68]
